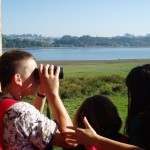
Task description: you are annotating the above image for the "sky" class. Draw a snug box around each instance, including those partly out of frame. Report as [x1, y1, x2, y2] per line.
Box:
[2, 0, 150, 37]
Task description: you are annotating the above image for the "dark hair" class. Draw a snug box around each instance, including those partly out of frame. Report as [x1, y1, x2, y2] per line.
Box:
[125, 64, 150, 149]
[0, 50, 36, 90]
[74, 95, 122, 137]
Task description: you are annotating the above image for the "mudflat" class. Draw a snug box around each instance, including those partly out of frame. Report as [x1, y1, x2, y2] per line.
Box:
[37, 59, 150, 66]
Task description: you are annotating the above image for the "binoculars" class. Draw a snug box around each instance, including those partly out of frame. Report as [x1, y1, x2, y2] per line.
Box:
[34, 66, 64, 80]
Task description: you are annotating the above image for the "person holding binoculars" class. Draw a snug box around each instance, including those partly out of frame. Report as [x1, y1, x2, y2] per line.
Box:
[0, 50, 75, 150]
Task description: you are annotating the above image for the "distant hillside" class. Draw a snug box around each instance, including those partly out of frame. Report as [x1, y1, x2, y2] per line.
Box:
[2, 33, 150, 48]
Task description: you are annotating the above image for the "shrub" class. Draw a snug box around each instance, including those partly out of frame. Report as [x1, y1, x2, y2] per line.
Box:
[60, 75, 125, 100]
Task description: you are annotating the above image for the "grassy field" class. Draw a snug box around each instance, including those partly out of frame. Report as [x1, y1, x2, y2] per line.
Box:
[37, 59, 150, 77]
[35, 59, 150, 149]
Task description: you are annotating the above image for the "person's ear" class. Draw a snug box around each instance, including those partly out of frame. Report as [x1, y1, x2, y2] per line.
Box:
[13, 74, 23, 86]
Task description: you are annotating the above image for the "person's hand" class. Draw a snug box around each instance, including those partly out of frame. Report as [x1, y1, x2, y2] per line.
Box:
[62, 117, 97, 146]
[83, 117, 96, 135]
[38, 64, 60, 98]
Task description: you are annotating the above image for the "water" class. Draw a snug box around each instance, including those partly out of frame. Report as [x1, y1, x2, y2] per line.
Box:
[3, 47, 150, 61]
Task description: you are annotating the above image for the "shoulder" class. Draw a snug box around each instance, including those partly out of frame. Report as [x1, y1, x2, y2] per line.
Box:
[4, 101, 57, 132]
[4, 101, 41, 118]
[130, 114, 145, 132]
[12, 101, 45, 113]
[9, 101, 38, 111]
[129, 114, 145, 147]
[3, 101, 57, 149]
[4, 101, 55, 125]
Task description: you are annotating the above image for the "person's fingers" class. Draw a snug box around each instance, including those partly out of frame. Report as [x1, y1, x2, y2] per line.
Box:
[65, 139, 78, 144]
[66, 126, 83, 134]
[45, 64, 51, 76]
[66, 126, 76, 130]
[83, 117, 92, 129]
[54, 66, 60, 78]
[39, 64, 43, 74]
[83, 117, 89, 128]
[62, 126, 76, 137]
[63, 132, 76, 138]
[83, 117, 97, 134]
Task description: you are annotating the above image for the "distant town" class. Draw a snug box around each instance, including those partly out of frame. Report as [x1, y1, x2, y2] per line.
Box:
[2, 33, 150, 48]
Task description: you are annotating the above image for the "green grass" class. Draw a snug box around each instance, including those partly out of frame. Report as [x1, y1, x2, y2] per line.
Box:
[25, 60, 150, 150]
[63, 60, 150, 78]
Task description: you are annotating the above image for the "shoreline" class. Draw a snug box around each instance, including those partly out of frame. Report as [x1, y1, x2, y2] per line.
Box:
[3, 46, 150, 51]
[3, 47, 117, 51]
[37, 59, 150, 66]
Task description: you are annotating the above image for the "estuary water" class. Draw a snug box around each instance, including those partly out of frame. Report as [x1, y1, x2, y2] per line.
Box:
[3, 47, 150, 61]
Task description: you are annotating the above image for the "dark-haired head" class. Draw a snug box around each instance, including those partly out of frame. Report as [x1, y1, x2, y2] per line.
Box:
[74, 95, 122, 137]
[125, 64, 150, 137]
